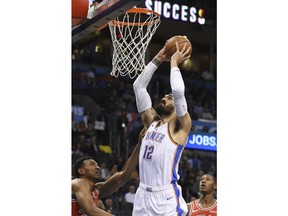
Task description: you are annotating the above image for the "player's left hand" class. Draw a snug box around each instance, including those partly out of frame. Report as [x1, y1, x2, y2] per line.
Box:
[171, 42, 191, 66]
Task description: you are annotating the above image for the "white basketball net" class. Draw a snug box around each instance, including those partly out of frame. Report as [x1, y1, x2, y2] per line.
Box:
[108, 8, 160, 79]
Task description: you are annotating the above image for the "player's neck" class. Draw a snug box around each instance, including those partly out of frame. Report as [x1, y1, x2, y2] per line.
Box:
[160, 113, 176, 124]
[198, 194, 216, 208]
[81, 177, 97, 191]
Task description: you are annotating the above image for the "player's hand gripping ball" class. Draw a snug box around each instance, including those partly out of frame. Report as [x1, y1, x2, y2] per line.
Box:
[165, 35, 192, 57]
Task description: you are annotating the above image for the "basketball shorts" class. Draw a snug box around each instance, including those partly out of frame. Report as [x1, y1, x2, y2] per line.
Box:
[132, 182, 188, 216]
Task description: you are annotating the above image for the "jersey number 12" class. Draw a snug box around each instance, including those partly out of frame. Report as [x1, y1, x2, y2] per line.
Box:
[143, 145, 154, 160]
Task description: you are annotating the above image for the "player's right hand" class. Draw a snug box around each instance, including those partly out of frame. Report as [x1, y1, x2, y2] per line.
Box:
[156, 46, 170, 62]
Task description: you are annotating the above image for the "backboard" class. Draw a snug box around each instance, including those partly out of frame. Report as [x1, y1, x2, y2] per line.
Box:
[72, 0, 145, 45]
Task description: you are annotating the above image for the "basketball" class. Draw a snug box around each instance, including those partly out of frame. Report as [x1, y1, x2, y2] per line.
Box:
[165, 35, 192, 57]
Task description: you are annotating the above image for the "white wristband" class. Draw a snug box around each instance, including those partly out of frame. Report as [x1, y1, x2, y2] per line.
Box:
[170, 67, 188, 116]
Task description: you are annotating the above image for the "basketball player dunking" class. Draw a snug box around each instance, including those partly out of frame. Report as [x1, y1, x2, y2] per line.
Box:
[132, 42, 192, 216]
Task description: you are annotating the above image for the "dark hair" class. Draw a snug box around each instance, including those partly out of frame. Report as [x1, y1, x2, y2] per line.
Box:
[205, 173, 217, 183]
[73, 156, 95, 178]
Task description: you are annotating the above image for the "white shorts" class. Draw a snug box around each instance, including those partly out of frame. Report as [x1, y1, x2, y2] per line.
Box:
[132, 182, 188, 216]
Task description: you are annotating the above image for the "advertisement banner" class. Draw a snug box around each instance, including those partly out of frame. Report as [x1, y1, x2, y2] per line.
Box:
[185, 132, 217, 152]
[72, 105, 84, 123]
[140, 0, 207, 25]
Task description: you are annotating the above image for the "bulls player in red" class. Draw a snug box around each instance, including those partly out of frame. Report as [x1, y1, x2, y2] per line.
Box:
[187, 174, 217, 216]
[72, 128, 145, 216]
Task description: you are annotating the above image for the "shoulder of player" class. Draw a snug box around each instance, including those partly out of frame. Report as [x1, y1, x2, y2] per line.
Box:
[187, 200, 196, 215]
[72, 178, 90, 191]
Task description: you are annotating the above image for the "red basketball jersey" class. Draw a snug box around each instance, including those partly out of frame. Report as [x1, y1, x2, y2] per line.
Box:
[72, 189, 99, 216]
[188, 199, 217, 216]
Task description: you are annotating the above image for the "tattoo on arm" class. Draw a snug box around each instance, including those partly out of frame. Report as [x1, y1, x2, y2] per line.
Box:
[99, 174, 121, 199]
[152, 57, 161, 67]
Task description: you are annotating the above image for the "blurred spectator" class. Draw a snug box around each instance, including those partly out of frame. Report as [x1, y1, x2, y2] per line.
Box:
[110, 164, 119, 177]
[72, 142, 84, 163]
[100, 162, 110, 180]
[188, 152, 201, 170]
[124, 185, 136, 204]
[104, 198, 119, 215]
[129, 170, 139, 185]
[95, 109, 107, 145]
[78, 135, 86, 146]
[72, 49, 79, 61]
[201, 70, 214, 81]
[82, 135, 99, 158]
[77, 120, 88, 133]
[201, 105, 214, 120]
[72, 112, 78, 132]
[116, 156, 125, 171]
[192, 102, 203, 120]
[83, 110, 91, 128]
[78, 72, 88, 94]
[86, 70, 95, 84]
[86, 123, 96, 137]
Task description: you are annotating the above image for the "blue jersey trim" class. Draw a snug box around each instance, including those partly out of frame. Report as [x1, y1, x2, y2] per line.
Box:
[171, 145, 184, 183]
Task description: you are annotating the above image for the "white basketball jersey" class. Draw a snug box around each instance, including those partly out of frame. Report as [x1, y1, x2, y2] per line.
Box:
[139, 121, 185, 187]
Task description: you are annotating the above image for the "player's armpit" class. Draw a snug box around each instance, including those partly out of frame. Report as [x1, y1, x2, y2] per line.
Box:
[176, 112, 192, 134]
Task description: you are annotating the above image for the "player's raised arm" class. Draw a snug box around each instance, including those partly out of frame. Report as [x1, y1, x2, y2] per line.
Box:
[133, 46, 170, 128]
[170, 42, 192, 135]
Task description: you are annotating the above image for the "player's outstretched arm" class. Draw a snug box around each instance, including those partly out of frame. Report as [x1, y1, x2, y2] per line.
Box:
[72, 179, 112, 216]
[170, 43, 192, 137]
[97, 128, 146, 199]
[133, 46, 170, 128]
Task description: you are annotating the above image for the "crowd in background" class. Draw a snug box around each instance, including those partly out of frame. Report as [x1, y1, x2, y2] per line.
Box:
[72, 60, 216, 120]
